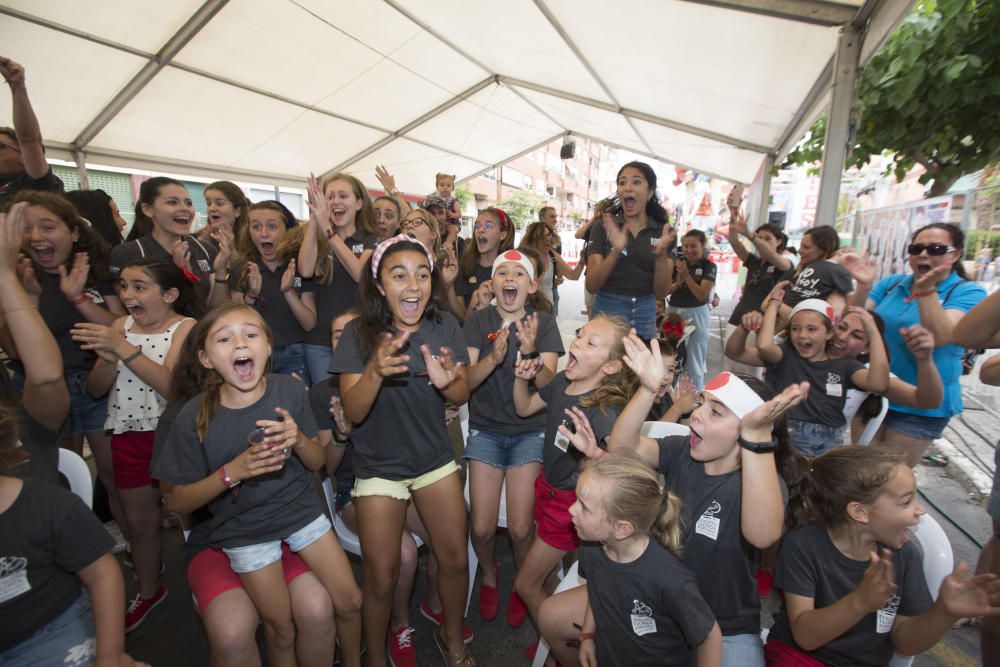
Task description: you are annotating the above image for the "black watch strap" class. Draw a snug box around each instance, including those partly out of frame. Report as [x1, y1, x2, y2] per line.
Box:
[738, 435, 778, 454]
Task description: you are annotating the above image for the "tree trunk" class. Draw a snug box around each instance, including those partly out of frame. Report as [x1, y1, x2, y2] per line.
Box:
[926, 174, 958, 198]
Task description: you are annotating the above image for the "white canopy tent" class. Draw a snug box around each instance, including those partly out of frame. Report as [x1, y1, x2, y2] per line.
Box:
[2, 0, 915, 214]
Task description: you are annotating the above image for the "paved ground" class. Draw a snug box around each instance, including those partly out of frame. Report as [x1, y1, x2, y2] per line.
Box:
[117, 276, 994, 666]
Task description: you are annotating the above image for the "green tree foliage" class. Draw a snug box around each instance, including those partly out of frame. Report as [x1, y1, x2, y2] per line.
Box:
[783, 0, 1000, 196]
[454, 185, 474, 211]
[497, 189, 544, 229]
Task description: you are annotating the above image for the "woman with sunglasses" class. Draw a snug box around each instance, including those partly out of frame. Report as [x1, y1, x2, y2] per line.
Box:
[850, 222, 985, 466]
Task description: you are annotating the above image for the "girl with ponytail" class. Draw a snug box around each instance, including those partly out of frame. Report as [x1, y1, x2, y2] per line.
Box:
[543, 452, 722, 666]
[767, 446, 1000, 666]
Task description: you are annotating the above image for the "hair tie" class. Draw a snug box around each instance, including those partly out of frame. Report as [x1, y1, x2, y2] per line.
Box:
[181, 268, 202, 284]
[371, 234, 435, 279]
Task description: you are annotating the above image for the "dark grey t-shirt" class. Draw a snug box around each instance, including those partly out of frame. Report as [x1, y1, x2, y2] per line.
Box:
[579, 540, 715, 667]
[587, 219, 670, 296]
[9, 408, 60, 484]
[537, 372, 619, 490]
[328, 314, 470, 480]
[658, 435, 773, 636]
[464, 307, 564, 434]
[308, 377, 354, 485]
[730, 254, 782, 325]
[0, 167, 64, 207]
[303, 232, 377, 346]
[781, 260, 853, 307]
[34, 270, 116, 375]
[766, 344, 864, 427]
[0, 480, 113, 652]
[109, 234, 218, 303]
[669, 257, 717, 308]
[228, 260, 315, 348]
[454, 263, 493, 306]
[769, 521, 932, 667]
[152, 374, 322, 549]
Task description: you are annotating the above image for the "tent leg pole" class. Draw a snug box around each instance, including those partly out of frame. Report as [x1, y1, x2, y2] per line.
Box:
[73, 150, 90, 190]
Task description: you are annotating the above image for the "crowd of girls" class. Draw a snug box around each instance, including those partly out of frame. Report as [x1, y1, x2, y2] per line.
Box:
[3, 155, 1000, 667]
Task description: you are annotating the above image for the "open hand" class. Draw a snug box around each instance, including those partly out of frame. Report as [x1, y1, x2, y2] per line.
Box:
[421, 345, 460, 390]
[855, 549, 898, 613]
[560, 406, 601, 458]
[937, 562, 1000, 618]
[246, 261, 263, 298]
[59, 252, 91, 301]
[621, 329, 664, 394]
[513, 312, 539, 353]
[280, 259, 298, 293]
[901, 325, 935, 360]
[0, 202, 27, 273]
[371, 331, 410, 378]
[740, 381, 809, 434]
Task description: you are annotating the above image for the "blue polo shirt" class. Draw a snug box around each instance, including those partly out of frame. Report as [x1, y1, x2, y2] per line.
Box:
[870, 271, 985, 418]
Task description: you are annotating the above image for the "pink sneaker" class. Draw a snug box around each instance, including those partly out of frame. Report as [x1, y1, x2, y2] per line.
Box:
[388, 625, 416, 667]
[419, 600, 474, 644]
[125, 586, 168, 633]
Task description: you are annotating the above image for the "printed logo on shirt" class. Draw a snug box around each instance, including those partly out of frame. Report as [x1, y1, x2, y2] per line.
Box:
[695, 268, 703, 276]
[351, 243, 364, 254]
[197, 259, 211, 273]
[84, 288, 105, 305]
[650, 237, 660, 247]
[0, 556, 31, 603]
[793, 267, 823, 298]
[630, 599, 657, 636]
[825, 372, 843, 397]
[876, 593, 901, 633]
[468, 276, 478, 285]
[695, 499, 722, 540]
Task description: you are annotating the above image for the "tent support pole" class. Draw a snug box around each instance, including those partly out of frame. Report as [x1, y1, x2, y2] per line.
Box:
[73, 150, 90, 190]
[755, 155, 774, 229]
[815, 24, 861, 228]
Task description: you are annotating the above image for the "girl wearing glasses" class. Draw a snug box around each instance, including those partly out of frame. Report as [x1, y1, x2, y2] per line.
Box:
[851, 222, 985, 466]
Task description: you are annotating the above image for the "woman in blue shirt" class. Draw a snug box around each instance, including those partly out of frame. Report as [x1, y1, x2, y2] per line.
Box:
[852, 222, 985, 466]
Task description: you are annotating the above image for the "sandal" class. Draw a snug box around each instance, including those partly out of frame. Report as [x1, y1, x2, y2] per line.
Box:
[434, 627, 476, 667]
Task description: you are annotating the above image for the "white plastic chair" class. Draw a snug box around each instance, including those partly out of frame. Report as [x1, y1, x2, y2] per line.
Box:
[640, 421, 691, 439]
[887, 513, 953, 667]
[531, 560, 584, 667]
[858, 396, 889, 446]
[58, 448, 93, 508]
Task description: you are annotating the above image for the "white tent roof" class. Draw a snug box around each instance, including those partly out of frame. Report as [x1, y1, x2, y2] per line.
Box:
[1, 0, 914, 192]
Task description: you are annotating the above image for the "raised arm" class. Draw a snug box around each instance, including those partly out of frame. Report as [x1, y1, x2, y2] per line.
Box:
[0, 57, 48, 178]
[298, 174, 327, 279]
[375, 165, 413, 215]
[604, 332, 666, 467]
[913, 265, 969, 347]
[725, 311, 766, 367]
[883, 326, 943, 410]
[951, 287, 1000, 349]
[652, 229, 675, 300]
[841, 251, 876, 308]
[756, 285, 788, 365]
[846, 307, 890, 394]
[0, 203, 68, 431]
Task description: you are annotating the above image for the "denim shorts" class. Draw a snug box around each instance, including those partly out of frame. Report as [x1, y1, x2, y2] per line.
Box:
[464, 429, 544, 470]
[882, 409, 950, 441]
[303, 343, 333, 386]
[13, 370, 108, 437]
[721, 632, 764, 667]
[592, 290, 657, 340]
[272, 343, 306, 381]
[0, 592, 95, 667]
[788, 419, 845, 458]
[223, 514, 330, 574]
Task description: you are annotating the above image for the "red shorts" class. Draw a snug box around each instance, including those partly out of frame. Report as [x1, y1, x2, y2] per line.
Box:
[763, 639, 824, 667]
[187, 544, 311, 615]
[111, 431, 156, 489]
[534, 474, 580, 551]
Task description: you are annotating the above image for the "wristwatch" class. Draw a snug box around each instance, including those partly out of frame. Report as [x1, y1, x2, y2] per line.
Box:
[738, 435, 778, 454]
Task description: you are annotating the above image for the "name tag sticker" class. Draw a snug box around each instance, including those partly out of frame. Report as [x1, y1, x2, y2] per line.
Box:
[631, 614, 657, 636]
[554, 432, 570, 453]
[695, 515, 720, 540]
[0, 562, 30, 604]
[826, 383, 843, 397]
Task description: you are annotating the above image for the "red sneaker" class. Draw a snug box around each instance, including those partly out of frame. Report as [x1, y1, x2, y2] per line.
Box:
[479, 562, 500, 621]
[419, 600, 474, 644]
[388, 625, 416, 667]
[506, 589, 528, 628]
[125, 586, 168, 633]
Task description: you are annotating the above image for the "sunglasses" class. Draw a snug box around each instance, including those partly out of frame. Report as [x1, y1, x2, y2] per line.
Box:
[907, 243, 956, 256]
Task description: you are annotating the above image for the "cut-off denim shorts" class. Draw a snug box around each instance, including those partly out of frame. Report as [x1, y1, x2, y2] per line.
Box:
[0, 592, 96, 667]
[788, 419, 845, 458]
[464, 428, 544, 470]
[223, 513, 330, 574]
[882, 409, 950, 441]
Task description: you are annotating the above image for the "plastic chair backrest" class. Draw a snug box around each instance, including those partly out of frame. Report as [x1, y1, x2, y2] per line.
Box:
[640, 421, 690, 439]
[858, 396, 889, 446]
[532, 560, 583, 667]
[58, 449, 93, 508]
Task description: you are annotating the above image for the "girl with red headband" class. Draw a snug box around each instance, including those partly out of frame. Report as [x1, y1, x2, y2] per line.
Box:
[451, 207, 514, 320]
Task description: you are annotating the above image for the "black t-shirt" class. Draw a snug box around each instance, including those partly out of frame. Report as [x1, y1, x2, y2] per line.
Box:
[228, 260, 315, 348]
[9, 408, 59, 484]
[579, 540, 716, 667]
[781, 260, 853, 307]
[537, 372, 619, 490]
[109, 234, 218, 303]
[769, 521, 932, 667]
[657, 435, 771, 636]
[0, 167, 64, 207]
[646, 393, 675, 422]
[305, 233, 377, 346]
[35, 270, 117, 376]
[729, 254, 782, 325]
[308, 377, 354, 485]
[328, 314, 470, 480]
[464, 307, 564, 435]
[0, 479, 114, 652]
[669, 257, 717, 308]
[587, 219, 670, 296]
[152, 374, 322, 549]
[766, 344, 863, 427]
[454, 263, 493, 306]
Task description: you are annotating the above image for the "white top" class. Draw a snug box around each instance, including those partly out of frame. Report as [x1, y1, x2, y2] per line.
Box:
[537, 254, 555, 303]
[105, 316, 192, 434]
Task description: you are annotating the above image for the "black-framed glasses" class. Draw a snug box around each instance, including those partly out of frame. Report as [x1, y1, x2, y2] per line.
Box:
[401, 218, 426, 231]
[907, 243, 956, 256]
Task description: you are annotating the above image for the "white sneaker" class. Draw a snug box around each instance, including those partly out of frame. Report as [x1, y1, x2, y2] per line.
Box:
[104, 521, 127, 554]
